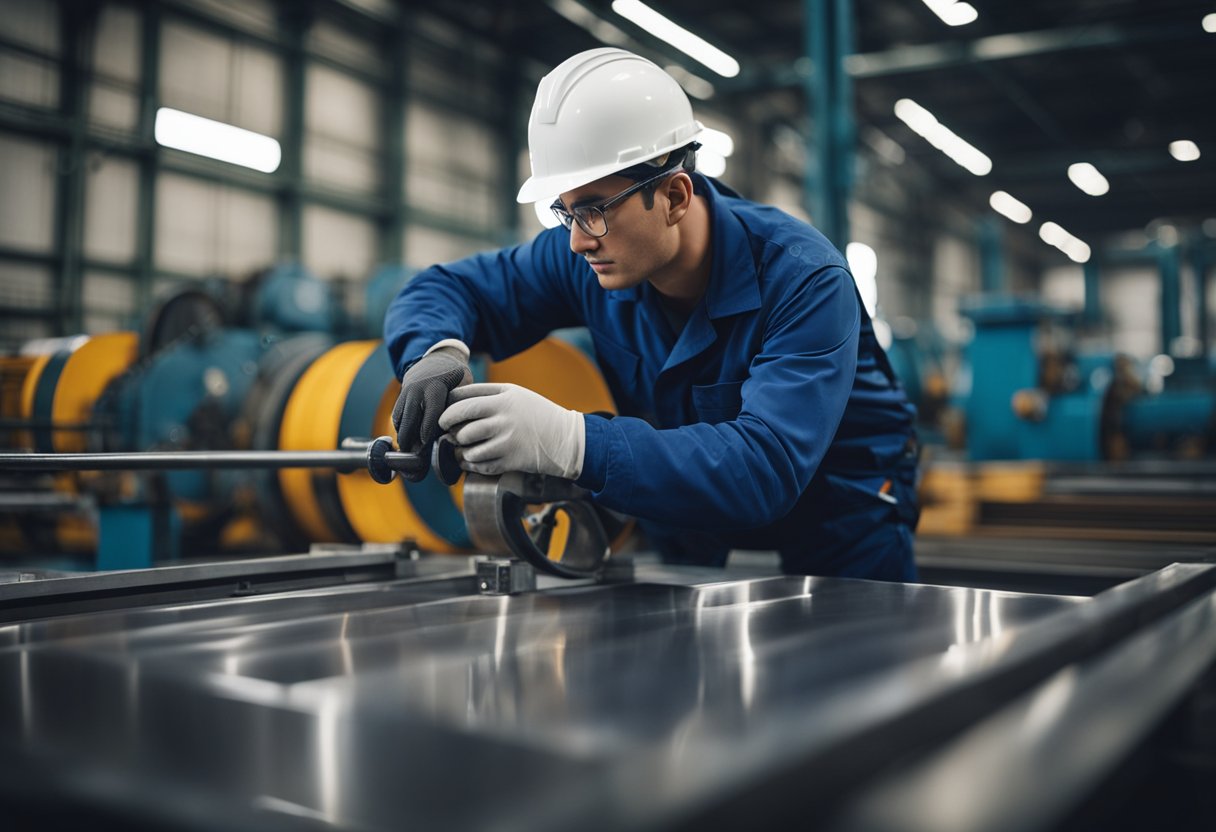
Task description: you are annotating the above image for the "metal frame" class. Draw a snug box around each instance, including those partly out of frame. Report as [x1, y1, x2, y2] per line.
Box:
[0, 0, 528, 346]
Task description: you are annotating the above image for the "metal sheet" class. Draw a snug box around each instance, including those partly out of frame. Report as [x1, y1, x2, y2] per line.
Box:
[0, 561, 1210, 831]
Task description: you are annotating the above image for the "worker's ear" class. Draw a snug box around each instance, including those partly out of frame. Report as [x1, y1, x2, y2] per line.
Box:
[664, 172, 694, 226]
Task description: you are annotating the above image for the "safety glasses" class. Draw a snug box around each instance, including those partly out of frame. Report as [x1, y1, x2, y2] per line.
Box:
[549, 167, 678, 238]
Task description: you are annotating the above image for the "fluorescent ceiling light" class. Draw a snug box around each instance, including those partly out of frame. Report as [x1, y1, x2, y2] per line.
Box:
[922, 0, 978, 26]
[697, 151, 727, 178]
[989, 191, 1032, 224]
[845, 242, 879, 317]
[611, 0, 740, 78]
[1067, 162, 1109, 196]
[1067, 163, 1110, 196]
[1039, 221, 1091, 263]
[893, 98, 992, 175]
[1204, 13, 1216, 33]
[1169, 140, 1201, 162]
[155, 107, 280, 173]
[699, 127, 734, 158]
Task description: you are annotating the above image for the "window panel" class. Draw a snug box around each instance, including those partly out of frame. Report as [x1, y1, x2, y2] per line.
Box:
[0, 133, 56, 252]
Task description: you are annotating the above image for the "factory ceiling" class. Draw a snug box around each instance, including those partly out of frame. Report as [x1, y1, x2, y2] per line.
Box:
[410, 0, 1215, 244]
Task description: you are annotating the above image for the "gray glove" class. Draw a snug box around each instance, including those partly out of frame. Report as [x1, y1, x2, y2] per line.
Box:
[391, 345, 471, 481]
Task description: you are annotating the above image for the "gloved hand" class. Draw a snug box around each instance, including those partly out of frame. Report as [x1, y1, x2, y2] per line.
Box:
[438, 383, 585, 480]
[391, 345, 471, 481]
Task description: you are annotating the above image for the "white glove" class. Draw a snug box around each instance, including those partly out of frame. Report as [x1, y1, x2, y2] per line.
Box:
[438, 383, 585, 480]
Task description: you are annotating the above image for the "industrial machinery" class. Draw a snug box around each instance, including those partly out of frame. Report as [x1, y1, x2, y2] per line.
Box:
[0, 263, 618, 569]
[959, 296, 1215, 463]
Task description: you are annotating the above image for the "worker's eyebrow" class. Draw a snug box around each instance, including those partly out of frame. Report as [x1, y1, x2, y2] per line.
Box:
[568, 193, 607, 209]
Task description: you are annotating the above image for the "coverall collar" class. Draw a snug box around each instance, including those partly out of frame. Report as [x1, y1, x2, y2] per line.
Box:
[604, 174, 761, 320]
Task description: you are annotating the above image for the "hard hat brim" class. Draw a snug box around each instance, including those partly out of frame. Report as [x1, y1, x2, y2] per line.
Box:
[515, 130, 703, 204]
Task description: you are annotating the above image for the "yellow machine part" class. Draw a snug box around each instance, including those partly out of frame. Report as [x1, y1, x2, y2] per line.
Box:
[276, 336, 619, 552]
[335, 380, 462, 551]
[277, 340, 376, 543]
[16, 353, 53, 450]
[487, 337, 616, 415]
[49, 332, 139, 453]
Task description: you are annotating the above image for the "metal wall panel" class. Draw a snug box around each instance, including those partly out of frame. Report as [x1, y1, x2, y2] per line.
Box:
[0, 262, 53, 309]
[82, 271, 136, 333]
[404, 225, 494, 270]
[0, 133, 56, 253]
[0, 51, 59, 109]
[160, 21, 282, 137]
[405, 101, 501, 230]
[0, 0, 59, 52]
[304, 64, 379, 193]
[302, 204, 375, 278]
[84, 156, 139, 263]
[155, 172, 276, 276]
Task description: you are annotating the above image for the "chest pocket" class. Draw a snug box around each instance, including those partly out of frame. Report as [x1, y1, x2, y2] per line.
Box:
[692, 380, 744, 424]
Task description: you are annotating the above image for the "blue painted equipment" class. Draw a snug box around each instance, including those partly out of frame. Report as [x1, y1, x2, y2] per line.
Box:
[960, 296, 1216, 462]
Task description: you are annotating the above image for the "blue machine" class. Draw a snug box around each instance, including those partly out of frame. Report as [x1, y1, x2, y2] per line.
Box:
[960, 295, 1216, 462]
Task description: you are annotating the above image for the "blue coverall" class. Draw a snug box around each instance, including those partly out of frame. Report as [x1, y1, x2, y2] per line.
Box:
[385, 174, 920, 581]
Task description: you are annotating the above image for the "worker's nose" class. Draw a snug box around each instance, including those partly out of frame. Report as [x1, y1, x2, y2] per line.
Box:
[568, 223, 600, 255]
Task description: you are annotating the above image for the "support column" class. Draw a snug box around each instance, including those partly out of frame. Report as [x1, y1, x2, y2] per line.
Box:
[277, 3, 309, 261]
[804, 0, 855, 249]
[135, 3, 161, 314]
[1082, 259, 1101, 326]
[1158, 243, 1181, 355]
[379, 19, 407, 264]
[978, 217, 1004, 294]
[1189, 237, 1210, 357]
[53, 1, 98, 334]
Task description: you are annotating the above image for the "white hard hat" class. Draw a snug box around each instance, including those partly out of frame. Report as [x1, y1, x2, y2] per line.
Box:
[516, 48, 703, 204]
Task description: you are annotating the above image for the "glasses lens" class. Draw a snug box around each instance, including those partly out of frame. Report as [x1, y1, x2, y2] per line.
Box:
[575, 207, 607, 238]
[551, 204, 573, 230]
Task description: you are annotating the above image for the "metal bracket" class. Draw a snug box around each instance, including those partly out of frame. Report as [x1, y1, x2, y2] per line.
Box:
[476, 557, 537, 595]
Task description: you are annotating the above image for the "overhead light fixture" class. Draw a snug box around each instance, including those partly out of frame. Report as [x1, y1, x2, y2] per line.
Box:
[1067, 162, 1109, 196]
[695, 126, 734, 178]
[611, 0, 740, 78]
[893, 98, 992, 175]
[989, 191, 1032, 224]
[1204, 13, 1216, 33]
[1039, 221, 1091, 263]
[1169, 140, 1201, 162]
[155, 107, 281, 173]
[845, 242, 879, 317]
[922, 0, 978, 26]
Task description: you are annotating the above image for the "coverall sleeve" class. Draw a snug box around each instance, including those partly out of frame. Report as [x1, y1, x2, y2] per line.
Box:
[383, 229, 583, 378]
[578, 265, 860, 530]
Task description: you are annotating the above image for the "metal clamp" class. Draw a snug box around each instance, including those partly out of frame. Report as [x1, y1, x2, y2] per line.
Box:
[461, 470, 627, 580]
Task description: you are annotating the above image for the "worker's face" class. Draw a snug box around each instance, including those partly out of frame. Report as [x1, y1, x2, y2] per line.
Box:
[556, 174, 677, 291]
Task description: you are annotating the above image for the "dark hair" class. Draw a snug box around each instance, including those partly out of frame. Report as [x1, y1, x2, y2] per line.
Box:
[617, 142, 700, 209]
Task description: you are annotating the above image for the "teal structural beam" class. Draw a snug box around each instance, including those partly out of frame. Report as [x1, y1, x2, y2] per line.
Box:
[1158, 243, 1182, 355]
[1190, 236, 1210, 357]
[52, 1, 98, 334]
[978, 217, 1004, 294]
[1082, 258, 1102, 326]
[135, 2, 161, 315]
[804, 0, 854, 249]
[277, 2, 310, 260]
[500, 59, 523, 247]
[379, 19, 407, 264]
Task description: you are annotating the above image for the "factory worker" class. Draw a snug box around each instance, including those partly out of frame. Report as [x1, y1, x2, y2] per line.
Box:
[384, 48, 920, 581]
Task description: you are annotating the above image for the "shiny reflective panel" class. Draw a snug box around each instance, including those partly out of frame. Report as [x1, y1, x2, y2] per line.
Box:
[0, 564, 1099, 830]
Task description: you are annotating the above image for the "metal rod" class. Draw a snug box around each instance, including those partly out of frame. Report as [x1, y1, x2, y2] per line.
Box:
[0, 448, 420, 474]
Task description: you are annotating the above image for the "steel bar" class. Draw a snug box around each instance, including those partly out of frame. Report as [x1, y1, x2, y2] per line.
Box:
[0, 447, 419, 474]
